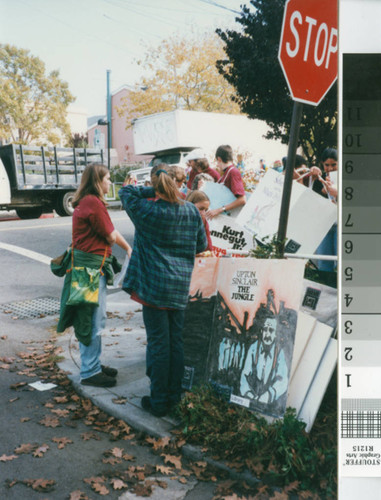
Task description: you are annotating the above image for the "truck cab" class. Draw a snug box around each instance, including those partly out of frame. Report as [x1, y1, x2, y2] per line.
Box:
[148, 150, 190, 169]
[0, 159, 11, 205]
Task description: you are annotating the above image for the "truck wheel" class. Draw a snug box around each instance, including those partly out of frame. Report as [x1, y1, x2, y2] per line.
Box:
[15, 207, 43, 219]
[55, 191, 75, 217]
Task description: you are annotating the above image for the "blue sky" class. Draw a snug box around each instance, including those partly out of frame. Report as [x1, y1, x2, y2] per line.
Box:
[1, 0, 247, 116]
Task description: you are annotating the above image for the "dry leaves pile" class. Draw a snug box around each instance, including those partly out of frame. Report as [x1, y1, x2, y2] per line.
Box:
[0, 336, 322, 499]
[0, 339, 253, 499]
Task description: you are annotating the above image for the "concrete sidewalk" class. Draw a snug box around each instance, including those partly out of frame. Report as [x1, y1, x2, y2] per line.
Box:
[56, 288, 257, 486]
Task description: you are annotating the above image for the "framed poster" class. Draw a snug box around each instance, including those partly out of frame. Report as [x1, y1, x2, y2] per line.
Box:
[206, 258, 306, 418]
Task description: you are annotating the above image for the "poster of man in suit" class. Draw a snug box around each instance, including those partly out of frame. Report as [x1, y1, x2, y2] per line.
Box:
[206, 258, 305, 418]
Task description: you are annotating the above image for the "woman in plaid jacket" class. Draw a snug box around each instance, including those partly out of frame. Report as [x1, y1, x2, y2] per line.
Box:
[119, 164, 207, 417]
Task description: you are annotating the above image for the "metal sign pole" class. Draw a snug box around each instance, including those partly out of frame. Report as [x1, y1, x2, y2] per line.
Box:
[277, 101, 303, 255]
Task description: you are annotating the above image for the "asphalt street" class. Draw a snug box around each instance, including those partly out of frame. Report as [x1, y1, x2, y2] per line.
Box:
[0, 209, 244, 500]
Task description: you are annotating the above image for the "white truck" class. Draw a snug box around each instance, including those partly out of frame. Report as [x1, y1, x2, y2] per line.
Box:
[0, 144, 105, 219]
[132, 109, 288, 169]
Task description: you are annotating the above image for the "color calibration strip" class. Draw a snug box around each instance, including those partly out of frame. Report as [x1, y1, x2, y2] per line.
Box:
[340, 54, 381, 477]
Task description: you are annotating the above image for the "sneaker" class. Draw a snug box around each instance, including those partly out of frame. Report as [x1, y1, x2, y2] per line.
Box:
[141, 396, 167, 417]
[81, 372, 116, 388]
[101, 365, 118, 377]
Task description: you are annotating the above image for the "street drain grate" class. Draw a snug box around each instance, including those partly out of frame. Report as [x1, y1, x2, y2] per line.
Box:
[0, 297, 61, 319]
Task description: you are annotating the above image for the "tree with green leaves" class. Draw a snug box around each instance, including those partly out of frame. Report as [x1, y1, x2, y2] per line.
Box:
[118, 32, 240, 127]
[216, 0, 337, 163]
[0, 44, 75, 145]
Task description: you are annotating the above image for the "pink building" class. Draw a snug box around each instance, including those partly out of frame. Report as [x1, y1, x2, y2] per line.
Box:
[87, 85, 152, 166]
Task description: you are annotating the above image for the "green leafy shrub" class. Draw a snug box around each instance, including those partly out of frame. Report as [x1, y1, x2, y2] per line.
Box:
[249, 234, 285, 259]
[176, 380, 337, 497]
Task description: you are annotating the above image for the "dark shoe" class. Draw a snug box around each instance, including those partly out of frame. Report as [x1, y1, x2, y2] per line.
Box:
[141, 396, 167, 417]
[101, 365, 118, 377]
[81, 372, 116, 388]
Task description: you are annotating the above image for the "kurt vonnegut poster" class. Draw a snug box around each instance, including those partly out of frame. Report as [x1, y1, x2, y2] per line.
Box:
[206, 258, 306, 418]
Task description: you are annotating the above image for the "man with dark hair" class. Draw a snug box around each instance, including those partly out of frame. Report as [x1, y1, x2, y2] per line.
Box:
[206, 144, 246, 219]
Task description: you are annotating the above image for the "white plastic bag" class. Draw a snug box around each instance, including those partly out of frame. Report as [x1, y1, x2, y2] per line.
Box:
[111, 254, 130, 289]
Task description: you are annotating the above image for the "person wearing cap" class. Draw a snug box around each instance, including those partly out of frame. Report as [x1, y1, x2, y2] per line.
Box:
[206, 144, 246, 219]
[185, 149, 220, 191]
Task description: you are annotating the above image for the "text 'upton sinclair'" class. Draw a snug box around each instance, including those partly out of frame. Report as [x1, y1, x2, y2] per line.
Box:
[231, 271, 257, 301]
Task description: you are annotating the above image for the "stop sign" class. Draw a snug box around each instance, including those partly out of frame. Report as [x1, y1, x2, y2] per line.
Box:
[278, 0, 338, 106]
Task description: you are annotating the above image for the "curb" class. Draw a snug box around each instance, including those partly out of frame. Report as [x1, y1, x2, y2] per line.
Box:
[56, 336, 260, 489]
[54, 290, 260, 489]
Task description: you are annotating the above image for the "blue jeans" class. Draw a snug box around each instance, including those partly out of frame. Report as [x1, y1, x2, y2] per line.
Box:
[315, 223, 337, 272]
[79, 274, 107, 380]
[142, 306, 185, 413]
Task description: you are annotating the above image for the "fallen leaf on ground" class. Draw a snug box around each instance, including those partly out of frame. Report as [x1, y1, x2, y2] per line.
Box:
[102, 457, 122, 465]
[110, 447, 124, 458]
[92, 482, 109, 495]
[147, 479, 168, 489]
[15, 443, 37, 454]
[0, 454, 18, 462]
[110, 478, 128, 490]
[147, 436, 171, 450]
[39, 415, 61, 428]
[5, 479, 17, 488]
[112, 397, 127, 404]
[156, 465, 173, 475]
[54, 395, 69, 403]
[10, 382, 27, 390]
[284, 481, 301, 493]
[179, 468, 192, 477]
[81, 432, 101, 441]
[195, 460, 207, 468]
[298, 491, 318, 499]
[269, 492, 290, 500]
[162, 454, 182, 470]
[33, 445, 50, 458]
[83, 476, 105, 485]
[132, 483, 152, 496]
[52, 437, 73, 449]
[23, 478, 56, 492]
[51, 408, 70, 417]
[69, 490, 90, 500]
[0, 356, 14, 363]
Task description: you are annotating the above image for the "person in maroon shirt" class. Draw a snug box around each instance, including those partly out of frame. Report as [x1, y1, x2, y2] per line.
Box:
[206, 144, 246, 219]
[185, 148, 205, 190]
[70, 164, 131, 388]
[194, 158, 220, 183]
[185, 149, 220, 191]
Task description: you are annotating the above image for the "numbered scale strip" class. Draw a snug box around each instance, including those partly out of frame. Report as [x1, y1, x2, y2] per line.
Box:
[340, 54, 381, 478]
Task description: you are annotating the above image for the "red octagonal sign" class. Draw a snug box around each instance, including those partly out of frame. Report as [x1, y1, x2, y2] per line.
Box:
[278, 0, 338, 106]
